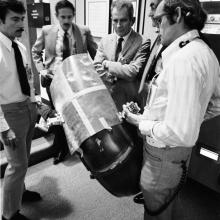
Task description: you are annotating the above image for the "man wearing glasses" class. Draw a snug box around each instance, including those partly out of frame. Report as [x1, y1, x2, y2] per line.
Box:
[94, 0, 150, 111]
[123, 0, 220, 219]
[138, 0, 164, 97]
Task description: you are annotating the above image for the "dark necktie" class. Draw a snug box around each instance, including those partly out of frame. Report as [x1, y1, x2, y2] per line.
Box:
[63, 31, 70, 60]
[147, 45, 166, 81]
[12, 41, 30, 96]
[115, 37, 124, 61]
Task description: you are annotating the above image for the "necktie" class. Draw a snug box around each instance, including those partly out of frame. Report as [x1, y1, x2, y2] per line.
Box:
[115, 37, 124, 61]
[138, 39, 166, 93]
[63, 31, 70, 60]
[147, 45, 166, 81]
[12, 41, 30, 96]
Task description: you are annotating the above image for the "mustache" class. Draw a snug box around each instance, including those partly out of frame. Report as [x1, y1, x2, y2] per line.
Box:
[64, 23, 70, 26]
[17, 28, 24, 32]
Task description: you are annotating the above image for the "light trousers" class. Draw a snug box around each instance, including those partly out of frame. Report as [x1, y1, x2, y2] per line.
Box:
[1, 99, 37, 218]
[141, 142, 192, 220]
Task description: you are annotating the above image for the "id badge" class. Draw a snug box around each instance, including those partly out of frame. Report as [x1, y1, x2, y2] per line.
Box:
[148, 83, 157, 107]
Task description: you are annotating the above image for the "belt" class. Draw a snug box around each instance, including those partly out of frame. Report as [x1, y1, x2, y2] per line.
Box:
[146, 136, 175, 148]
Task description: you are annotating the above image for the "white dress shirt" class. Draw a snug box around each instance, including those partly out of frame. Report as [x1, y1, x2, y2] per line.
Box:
[138, 30, 220, 147]
[103, 30, 132, 68]
[0, 32, 35, 132]
[116, 30, 132, 54]
[52, 25, 76, 72]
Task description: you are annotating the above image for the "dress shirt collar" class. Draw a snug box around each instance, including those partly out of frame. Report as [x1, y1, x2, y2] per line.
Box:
[0, 32, 13, 51]
[115, 29, 132, 43]
[162, 30, 200, 68]
[58, 24, 73, 36]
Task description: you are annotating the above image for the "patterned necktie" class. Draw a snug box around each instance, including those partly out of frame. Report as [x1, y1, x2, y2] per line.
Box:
[63, 31, 70, 60]
[12, 41, 30, 96]
[115, 37, 124, 61]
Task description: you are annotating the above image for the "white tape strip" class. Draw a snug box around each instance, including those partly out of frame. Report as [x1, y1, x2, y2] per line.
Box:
[71, 99, 95, 136]
[99, 117, 112, 130]
[72, 85, 106, 99]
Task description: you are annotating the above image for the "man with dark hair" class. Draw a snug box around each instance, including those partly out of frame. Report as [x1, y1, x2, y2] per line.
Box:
[32, 0, 97, 72]
[32, 0, 97, 164]
[94, 0, 150, 111]
[123, 0, 220, 219]
[0, 0, 41, 219]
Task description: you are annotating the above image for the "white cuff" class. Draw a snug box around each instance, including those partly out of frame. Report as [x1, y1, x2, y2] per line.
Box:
[102, 60, 110, 69]
[138, 120, 156, 136]
[40, 69, 48, 76]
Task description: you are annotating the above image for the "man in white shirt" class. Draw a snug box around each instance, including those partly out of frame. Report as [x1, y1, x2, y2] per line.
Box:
[0, 1, 41, 219]
[94, 0, 150, 111]
[123, 0, 220, 219]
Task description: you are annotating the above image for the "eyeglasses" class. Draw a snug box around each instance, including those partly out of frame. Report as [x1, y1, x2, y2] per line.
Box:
[153, 13, 168, 26]
[112, 18, 129, 24]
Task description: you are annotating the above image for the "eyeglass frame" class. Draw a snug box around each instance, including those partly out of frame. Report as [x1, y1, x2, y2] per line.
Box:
[153, 13, 169, 26]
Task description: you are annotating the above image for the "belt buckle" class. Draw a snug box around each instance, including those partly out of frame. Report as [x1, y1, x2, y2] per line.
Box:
[146, 136, 165, 148]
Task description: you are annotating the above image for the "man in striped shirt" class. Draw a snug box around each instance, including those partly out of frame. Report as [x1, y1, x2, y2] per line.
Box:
[123, 0, 220, 219]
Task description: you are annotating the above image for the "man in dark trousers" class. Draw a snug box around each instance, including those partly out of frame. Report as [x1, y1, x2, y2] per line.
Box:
[0, 1, 41, 219]
[133, 0, 163, 205]
[32, 0, 97, 164]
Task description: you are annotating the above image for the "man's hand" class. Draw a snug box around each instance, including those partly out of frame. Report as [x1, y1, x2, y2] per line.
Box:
[122, 103, 141, 127]
[102, 60, 110, 69]
[94, 62, 116, 84]
[47, 113, 64, 127]
[46, 70, 54, 79]
[40, 69, 54, 79]
[1, 129, 17, 149]
[94, 63, 106, 75]
[40, 69, 54, 87]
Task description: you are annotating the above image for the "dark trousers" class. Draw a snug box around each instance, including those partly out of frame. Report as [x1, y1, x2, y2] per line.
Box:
[43, 77, 69, 157]
[49, 125, 69, 157]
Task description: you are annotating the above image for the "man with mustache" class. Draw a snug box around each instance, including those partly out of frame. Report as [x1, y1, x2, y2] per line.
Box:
[0, 0, 41, 219]
[32, 0, 97, 165]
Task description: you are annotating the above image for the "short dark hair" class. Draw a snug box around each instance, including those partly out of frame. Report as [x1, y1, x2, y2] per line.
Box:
[55, 0, 75, 16]
[111, 0, 134, 21]
[163, 0, 207, 31]
[0, 0, 26, 22]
